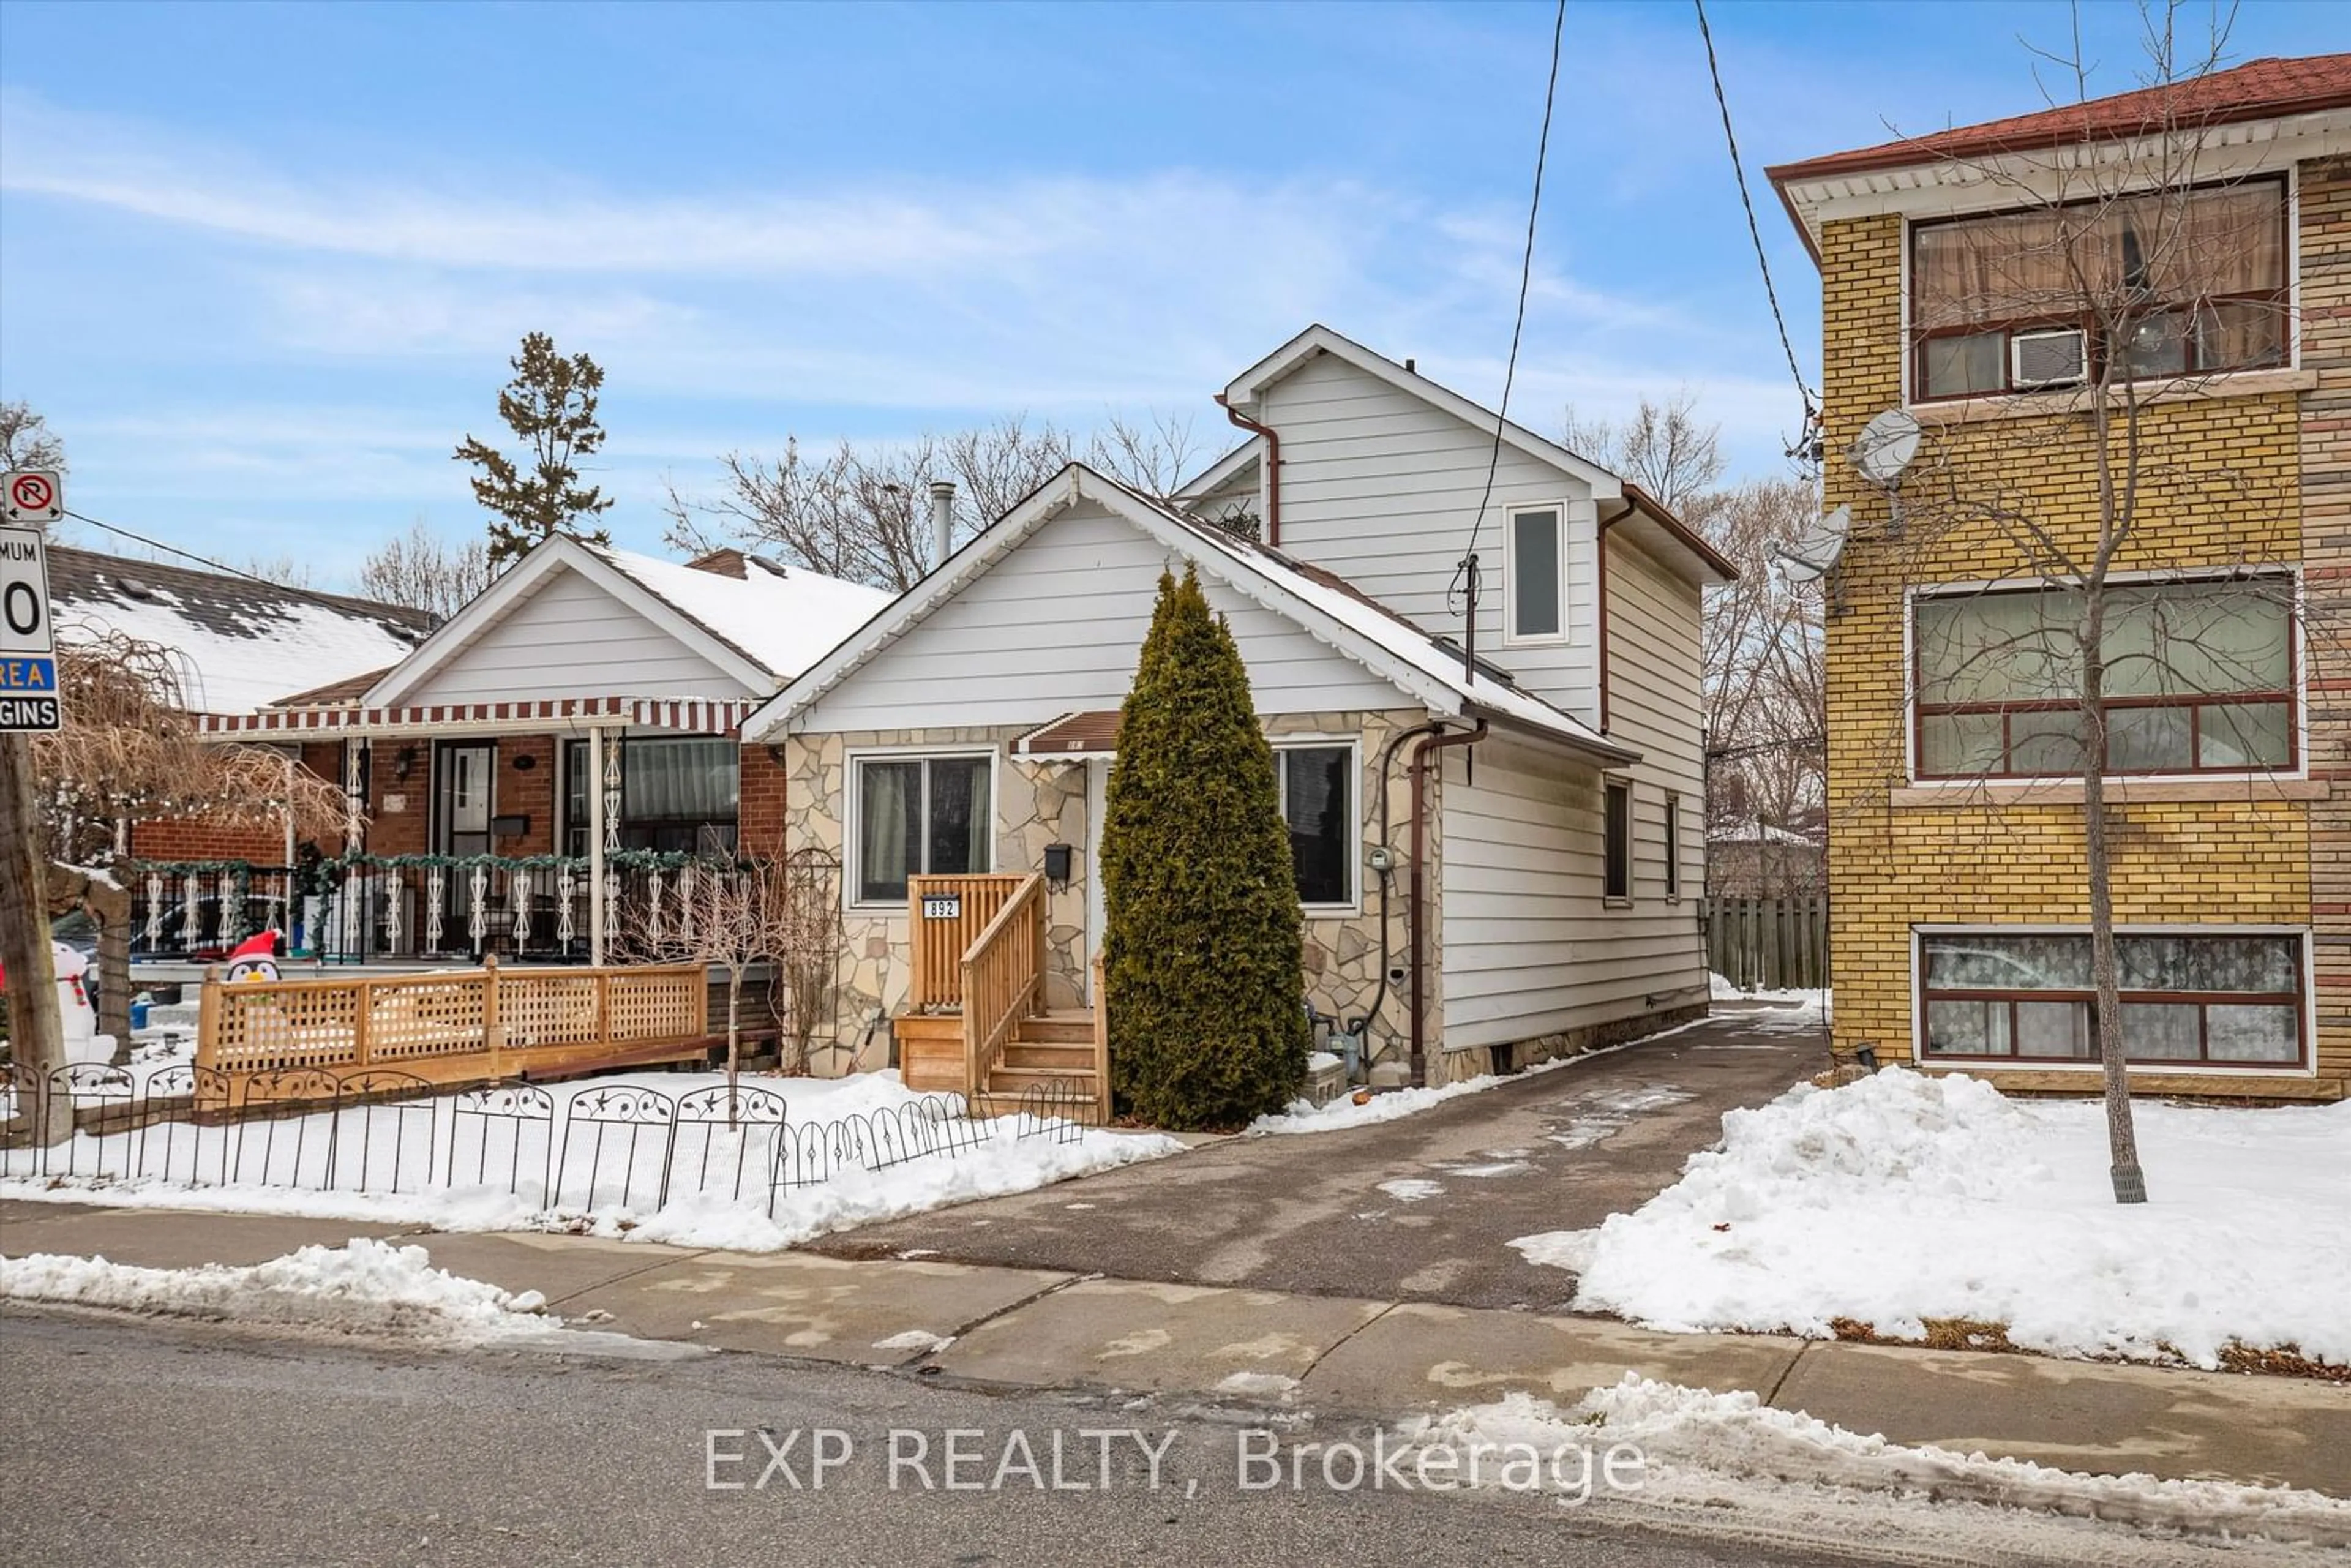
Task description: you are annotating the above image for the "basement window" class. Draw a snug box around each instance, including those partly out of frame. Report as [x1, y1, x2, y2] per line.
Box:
[1918, 929, 2306, 1068]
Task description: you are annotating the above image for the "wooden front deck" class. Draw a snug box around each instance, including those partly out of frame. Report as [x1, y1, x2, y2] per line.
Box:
[197, 955, 713, 1098]
[901, 874, 1108, 1120]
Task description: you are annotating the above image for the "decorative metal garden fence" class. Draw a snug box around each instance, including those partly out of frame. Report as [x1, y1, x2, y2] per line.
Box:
[0, 1064, 1089, 1222]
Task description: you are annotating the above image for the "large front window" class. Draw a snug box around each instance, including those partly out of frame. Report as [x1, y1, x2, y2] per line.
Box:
[561, 737, 741, 856]
[1913, 578, 2295, 779]
[855, 754, 991, 904]
[1920, 930, 2306, 1067]
[1277, 745, 1354, 907]
[1910, 178, 2288, 402]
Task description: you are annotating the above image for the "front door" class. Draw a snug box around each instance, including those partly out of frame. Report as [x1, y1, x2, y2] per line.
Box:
[1083, 757, 1108, 1002]
[436, 743, 496, 859]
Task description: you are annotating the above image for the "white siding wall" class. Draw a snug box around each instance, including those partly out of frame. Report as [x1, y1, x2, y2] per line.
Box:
[1439, 733, 1703, 1048]
[792, 498, 1409, 732]
[1259, 353, 1602, 722]
[402, 567, 746, 704]
[1606, 531, 1708, 913]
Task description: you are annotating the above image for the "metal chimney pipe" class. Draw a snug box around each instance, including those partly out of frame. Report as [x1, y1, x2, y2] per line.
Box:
[929, 481, 956, 571]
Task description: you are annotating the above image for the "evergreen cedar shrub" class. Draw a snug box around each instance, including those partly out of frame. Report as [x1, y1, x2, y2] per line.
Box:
[1101, 567, 1309, 1129]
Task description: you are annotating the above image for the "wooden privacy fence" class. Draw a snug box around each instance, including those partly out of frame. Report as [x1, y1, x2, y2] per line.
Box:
[197, 956, 711, 1097]
[1703, 893, 1829, 992]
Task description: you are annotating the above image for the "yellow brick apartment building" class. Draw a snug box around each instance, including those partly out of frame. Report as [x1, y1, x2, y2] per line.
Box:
[1769, 54, 2351, 1099]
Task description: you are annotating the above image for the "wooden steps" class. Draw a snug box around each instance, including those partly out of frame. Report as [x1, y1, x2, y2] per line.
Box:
[893, 1005, 1106, 1119]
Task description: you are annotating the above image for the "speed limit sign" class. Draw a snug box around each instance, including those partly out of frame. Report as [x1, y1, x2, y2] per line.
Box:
[3, 470, 63, 526]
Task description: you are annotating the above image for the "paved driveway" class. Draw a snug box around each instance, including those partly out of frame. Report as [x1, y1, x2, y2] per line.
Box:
[813, 1003, 1826, 1310]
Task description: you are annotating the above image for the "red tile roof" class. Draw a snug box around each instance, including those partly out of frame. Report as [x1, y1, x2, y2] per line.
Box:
[1768, 53, 2351, 186]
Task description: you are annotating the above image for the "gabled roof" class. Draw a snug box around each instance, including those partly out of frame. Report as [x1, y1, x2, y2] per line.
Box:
[1768, 53, 2351, 260]
[364, 533, 889, 708]
[1177, 324, 1733, 587]
[1208, 323, 1627, 498]
[48, 545, 431, 716]
[748, 463, 1637, 765]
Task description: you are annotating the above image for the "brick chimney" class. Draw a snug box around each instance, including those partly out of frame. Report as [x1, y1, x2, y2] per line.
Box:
[686, 547, 749, 579]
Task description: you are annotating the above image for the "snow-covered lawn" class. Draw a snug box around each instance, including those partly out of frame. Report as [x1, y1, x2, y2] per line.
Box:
[1512, 1070, 2350, 1371]
[0, 1068, 1181, 1252]
[1406, 1376, 2350, 1551]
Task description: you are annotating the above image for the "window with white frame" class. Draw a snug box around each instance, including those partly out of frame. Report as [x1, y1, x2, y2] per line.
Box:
[1663, 790, 1682, 899]
[1277, 743, 1355, 907]
[1913, 576, 2295, 779]
[1602, 779, 1632, 901]
[1919, 930, 2306, 1067]
[1505, 505, 1565, 642]
[854, 754, 991, 904]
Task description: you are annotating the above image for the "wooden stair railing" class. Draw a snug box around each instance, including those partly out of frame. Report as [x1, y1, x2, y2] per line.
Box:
[959, 872, 1047, 1101]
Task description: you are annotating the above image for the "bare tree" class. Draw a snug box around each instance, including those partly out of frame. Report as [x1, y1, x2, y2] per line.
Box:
[236, 553, 315, 589]
[664, 409, 1211, 593]
[355, 519, 493, 622]
[36, 633, 353, 1053]
[0, 400, 66, 476]
[1860, 17, 2315, 1204]
[1565, 391, 1728, 519]
[615, 856, 841, 1109]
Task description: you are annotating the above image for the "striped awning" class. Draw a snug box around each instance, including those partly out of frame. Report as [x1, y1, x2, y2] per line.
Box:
[196, 696, 756, 740]
[1011, 710, 1122, 759]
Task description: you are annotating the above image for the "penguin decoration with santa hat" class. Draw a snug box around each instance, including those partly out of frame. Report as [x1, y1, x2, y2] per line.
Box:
[221, 929, 286, 986]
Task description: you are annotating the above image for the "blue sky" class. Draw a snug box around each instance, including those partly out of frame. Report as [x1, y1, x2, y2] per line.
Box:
[1, 1, 2335, 584]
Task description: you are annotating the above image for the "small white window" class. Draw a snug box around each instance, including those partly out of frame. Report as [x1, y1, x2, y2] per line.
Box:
[1506, 505, 1564, 643]
[1663, 790, 1682, 900]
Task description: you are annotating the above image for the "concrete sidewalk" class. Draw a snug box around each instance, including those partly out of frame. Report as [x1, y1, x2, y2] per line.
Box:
[6, 1198, 2346, 1499]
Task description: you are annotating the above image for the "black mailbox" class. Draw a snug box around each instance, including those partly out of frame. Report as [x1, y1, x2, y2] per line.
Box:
[491, 814, 529, 839]
[1043, 842, 1074, 883]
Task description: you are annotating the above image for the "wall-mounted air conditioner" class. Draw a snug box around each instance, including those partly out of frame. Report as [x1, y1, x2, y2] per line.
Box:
[2011, 326, 2088, 389]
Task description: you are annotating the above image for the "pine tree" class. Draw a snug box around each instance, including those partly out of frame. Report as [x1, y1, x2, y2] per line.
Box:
[1101, 567, 1308, 1128]
[455, 332, 615, 566]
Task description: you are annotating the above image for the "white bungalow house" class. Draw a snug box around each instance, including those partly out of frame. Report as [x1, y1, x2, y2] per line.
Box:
[189, 534, 888, 966]
[744, 325, 1734, 1105]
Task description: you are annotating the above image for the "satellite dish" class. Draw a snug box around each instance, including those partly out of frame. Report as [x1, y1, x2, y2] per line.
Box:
[1772, 505, 1850, 582]
[1850, 408, 1921, 488]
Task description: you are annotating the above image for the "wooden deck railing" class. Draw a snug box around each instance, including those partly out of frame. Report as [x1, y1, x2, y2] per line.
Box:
[196, 955, 709, 1093]
[1091, 950, 1111, 1111]
[959, 875, 1046, 1098]
[906, 873, 1033, 1009]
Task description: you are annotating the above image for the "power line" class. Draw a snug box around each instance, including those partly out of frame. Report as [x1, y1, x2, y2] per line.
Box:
[1450, 0, 1567, 681]
[1693, 0, 1820, 438]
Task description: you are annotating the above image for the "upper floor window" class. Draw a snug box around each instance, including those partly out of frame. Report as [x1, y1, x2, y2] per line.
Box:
[855, 753, 990, 904]
[1277, 743, 1355, 907]
[1910, 178, 2288, 402]
[1913, 577, 2295, 779]
[1506, 505, 1565, 642]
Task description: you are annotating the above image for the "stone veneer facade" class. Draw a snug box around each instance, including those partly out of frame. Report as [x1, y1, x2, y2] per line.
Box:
[781, 708, 1436, 1077]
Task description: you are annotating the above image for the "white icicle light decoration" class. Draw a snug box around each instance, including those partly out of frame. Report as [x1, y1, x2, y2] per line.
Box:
[468, 865, 489, 946]
[510, 865, 531, 948]
[557, 866, 576, 947]
[647, 869, 665, 943]
[145, 872, 165, 945]
[426, 866, 446, 952]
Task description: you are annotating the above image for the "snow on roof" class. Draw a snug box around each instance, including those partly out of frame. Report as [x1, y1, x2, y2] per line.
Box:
[1125, 489, 1630, 759]
[48, 546, 431, 716]
[594, 546, 891, 682]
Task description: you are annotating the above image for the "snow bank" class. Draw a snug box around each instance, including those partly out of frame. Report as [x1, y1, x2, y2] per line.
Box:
[0, 1239, 552, 1344]
[1, 1069, 1183, 1253]
[1408, 1377, 2351, 1547]
[1518, 1070, 2351, 1369]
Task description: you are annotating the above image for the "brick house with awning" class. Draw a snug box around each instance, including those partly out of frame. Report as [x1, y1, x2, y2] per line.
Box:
[179, 535, 887, 965]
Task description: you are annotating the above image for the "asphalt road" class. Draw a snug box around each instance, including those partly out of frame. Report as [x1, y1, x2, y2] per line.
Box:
[817, 1005, 1827, 1308]
[0, 1308, 1845, 1568]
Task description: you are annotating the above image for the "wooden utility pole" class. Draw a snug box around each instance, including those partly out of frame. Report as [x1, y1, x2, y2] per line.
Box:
[1, 730, 69, 1141]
